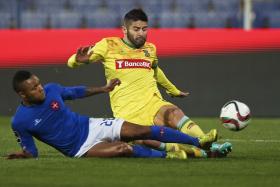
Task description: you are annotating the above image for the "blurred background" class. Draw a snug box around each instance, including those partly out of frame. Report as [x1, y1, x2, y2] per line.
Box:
[1, 0, 280, 29]
[0, 0, 280, 118]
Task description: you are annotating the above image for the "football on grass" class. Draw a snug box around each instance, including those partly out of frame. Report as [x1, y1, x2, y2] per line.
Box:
[220, 100, 251, 131]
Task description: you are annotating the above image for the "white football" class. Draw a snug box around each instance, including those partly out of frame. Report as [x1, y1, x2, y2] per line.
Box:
[220, 100, 251, 131]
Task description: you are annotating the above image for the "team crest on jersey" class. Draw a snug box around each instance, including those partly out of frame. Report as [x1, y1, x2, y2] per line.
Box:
[115, 59, 151, 69]
[50, 101, 60, 111]
[143, 50, 150, 57]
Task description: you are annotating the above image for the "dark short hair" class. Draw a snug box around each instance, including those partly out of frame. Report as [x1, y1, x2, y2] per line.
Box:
[123, 9, 148, 26]
[12, 70, 32, 92]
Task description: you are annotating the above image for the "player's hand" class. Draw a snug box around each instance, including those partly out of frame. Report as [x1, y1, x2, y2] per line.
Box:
[169, 91, 190, 98]
[104, 78, 121, 92]
[167, 90, 190, 98]
[176, 91, 190, 98]
[75, 46, 93, 64]
[6, 151, 33, 159]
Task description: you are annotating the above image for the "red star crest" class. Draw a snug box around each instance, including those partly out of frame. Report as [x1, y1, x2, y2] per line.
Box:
[50, 101, 60, 111]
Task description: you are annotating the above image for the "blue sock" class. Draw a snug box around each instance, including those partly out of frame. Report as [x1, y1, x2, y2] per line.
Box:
[150, 126, 200, 147]
[132, 145, 167, 158]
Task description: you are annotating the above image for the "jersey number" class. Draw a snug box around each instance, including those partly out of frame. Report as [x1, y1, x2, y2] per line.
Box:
[99, 118, 114, 126]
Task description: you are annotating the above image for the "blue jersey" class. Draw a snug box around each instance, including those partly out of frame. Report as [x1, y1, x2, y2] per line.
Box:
[11, 83, 89, 157]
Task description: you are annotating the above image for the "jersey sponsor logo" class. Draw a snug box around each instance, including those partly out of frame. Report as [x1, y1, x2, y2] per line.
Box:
[50, 101, 60, 111]
[115, 59, 151, 69]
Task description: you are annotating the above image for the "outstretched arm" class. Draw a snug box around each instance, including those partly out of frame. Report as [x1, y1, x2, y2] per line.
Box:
[7, 129, 38, 159]
[155, 67, 189, 97]
[84, 78, 121, 97]
[61, 78, 121, 100]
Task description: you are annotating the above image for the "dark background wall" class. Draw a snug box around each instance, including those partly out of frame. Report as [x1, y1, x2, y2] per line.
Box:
[1, 51, 279, 118]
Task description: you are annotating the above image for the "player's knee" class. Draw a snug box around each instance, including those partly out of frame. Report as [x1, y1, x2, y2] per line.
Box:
[172, 108, 185, 118]
[135, 126, 151, 139]
[121, 122, 151, 141]
[126, 125, 150, 139]
[164, 108, 185, 127]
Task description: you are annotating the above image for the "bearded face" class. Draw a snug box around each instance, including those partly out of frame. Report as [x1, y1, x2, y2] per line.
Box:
[124, 20, 148, 48]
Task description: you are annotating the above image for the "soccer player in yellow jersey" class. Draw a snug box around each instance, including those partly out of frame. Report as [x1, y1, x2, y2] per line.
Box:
[68, 9, 232, 157]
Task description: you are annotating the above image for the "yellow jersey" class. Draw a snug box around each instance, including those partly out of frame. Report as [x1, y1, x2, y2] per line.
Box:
[68, 37, 180, 124]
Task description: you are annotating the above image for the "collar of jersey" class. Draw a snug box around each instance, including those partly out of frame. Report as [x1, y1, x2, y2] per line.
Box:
[121, 38, 139, 49]
[20, 97, 46, 108]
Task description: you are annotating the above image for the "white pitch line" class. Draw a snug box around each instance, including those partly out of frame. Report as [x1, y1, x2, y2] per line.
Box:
[220, 139, 280, 143]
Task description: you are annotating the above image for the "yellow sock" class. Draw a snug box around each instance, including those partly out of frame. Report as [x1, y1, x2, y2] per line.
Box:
[180, 120, 205, 137]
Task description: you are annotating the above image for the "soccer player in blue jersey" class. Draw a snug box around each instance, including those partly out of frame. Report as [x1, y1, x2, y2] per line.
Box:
[7, 71, 217, 159]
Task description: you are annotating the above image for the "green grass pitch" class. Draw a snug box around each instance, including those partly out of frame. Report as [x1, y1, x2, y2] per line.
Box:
[0, 116, 280, 187]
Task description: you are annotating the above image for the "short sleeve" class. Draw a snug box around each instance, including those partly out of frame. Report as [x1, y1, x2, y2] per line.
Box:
[150, 43, 158, 69]
[90, 38, 108, 60]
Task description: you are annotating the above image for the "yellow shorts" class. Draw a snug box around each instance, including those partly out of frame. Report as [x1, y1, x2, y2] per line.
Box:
[119, 93, 173, 126]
